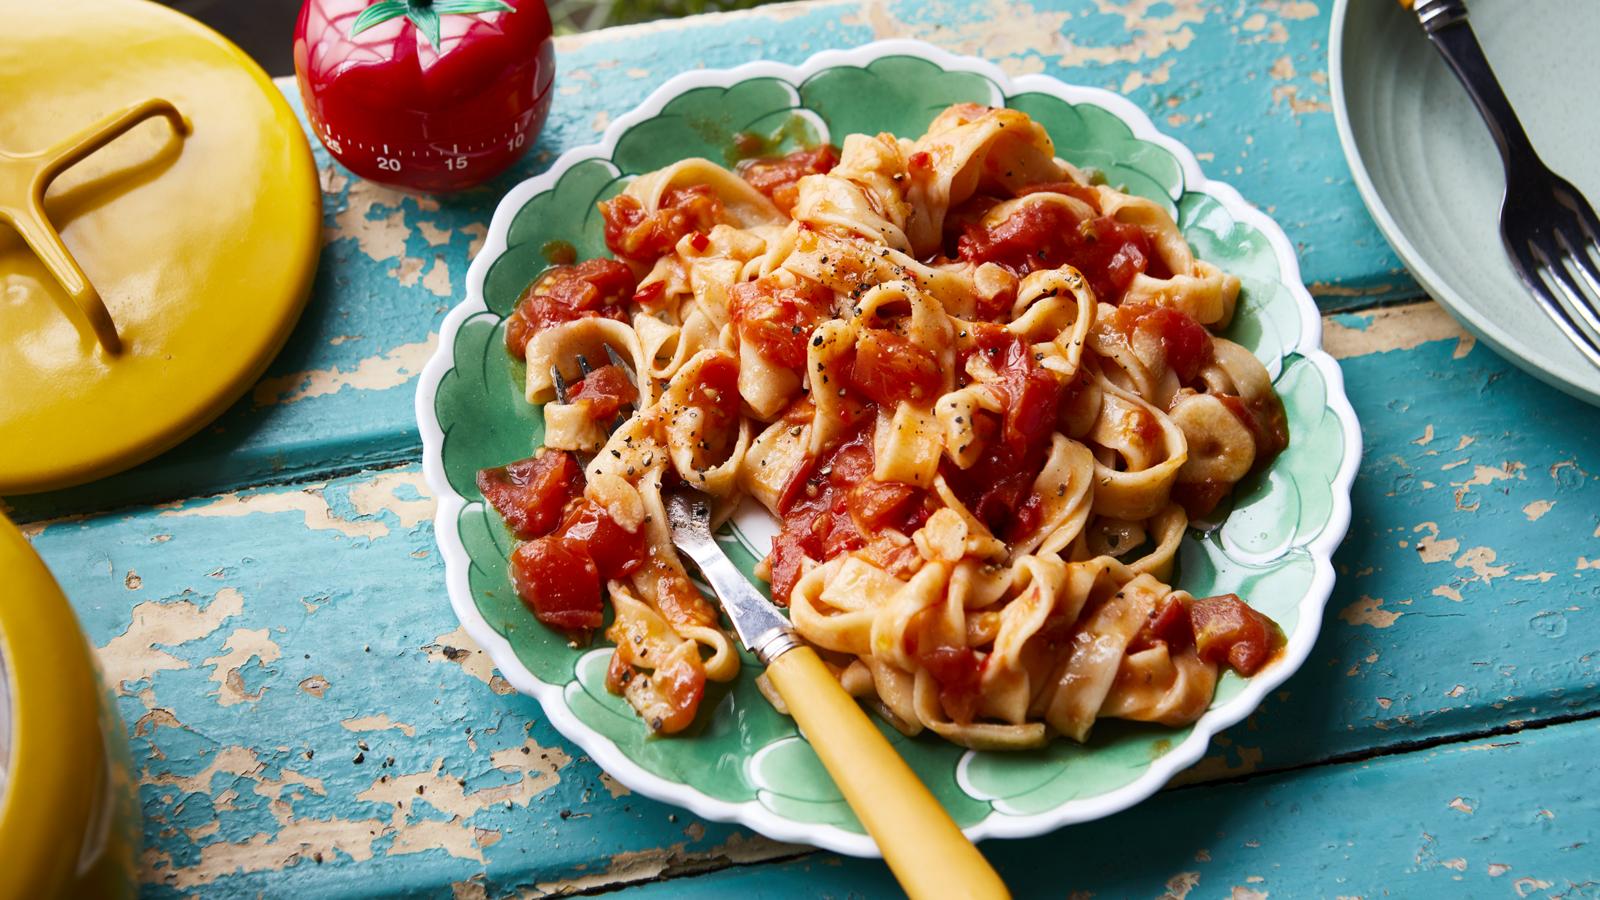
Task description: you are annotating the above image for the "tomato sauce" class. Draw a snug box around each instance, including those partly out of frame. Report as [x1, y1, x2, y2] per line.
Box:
[942, 327, 1065, 541]
[956, 199, 1171, 304]
[768, 413, 933, 605]
[504, 259, 637, 359]
[1103, 303, 1214, 383]
[728, 277, 833, 368]
[737, 144, 839, 216]
[599, 185, 723, 263]
[904, 609, 985, 724]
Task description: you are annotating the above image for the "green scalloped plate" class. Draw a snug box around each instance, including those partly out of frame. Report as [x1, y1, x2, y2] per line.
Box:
[417, 40, 1361, 857]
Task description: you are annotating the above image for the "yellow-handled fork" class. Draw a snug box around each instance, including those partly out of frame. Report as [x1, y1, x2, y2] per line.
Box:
[665, 492, 1010, 900]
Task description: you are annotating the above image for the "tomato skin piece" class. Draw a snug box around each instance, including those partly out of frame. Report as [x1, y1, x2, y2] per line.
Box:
[568, 364, 638, 422]
[728, 277, 833, 368]
[510, 536, 603, 633]
[1190, 593, 1282, 676]
[737, 145, 840, 216]
[476, 451, 583, 540]
[923, 646, 984, 724]
[848, 329, 942, 406]
[504, 259, 637, 359]
[557, 499, 646, 578]
[1104, 303, 1214, 384]
[1131, 595, 1194, 653]
[848, 479, 921, 531]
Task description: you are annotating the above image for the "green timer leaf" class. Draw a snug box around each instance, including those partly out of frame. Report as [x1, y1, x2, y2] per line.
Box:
[350, 0, 514, 49]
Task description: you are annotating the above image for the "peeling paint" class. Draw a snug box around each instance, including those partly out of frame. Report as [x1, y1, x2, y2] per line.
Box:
[1323, 303, 1472, 359]
[98, 588, 245, 691]
[1158, 871, 1202, 899]
[1339, 595, 1402, 629]
[202, 628, 283, 706]
[342, 714, 418, 738]
[1522, 500, 1555, 521]
[425, 625, 516, 695]
[535, 834, 802, 895]
[253, 335, 439, 406]
[330, 180, 413, 261]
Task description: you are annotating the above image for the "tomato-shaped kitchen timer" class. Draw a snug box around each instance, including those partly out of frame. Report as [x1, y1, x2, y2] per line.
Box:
[294, 0, 555, 192]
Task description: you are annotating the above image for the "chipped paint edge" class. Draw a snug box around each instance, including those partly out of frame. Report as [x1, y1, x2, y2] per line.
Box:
[415, 39, 1362, 859]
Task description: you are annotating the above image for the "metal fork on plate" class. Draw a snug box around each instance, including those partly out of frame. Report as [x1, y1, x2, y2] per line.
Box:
[1411, 0, 1600, 369]
[552, 346, 1009, 899]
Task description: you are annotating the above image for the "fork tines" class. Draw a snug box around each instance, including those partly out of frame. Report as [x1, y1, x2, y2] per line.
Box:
[550, 348, 638, 435]
[1505, 182, 1600, 370]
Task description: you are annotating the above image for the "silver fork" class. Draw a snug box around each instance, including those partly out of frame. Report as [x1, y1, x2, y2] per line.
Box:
[1413, 0, 1600, 369]
[549, 344, 637, 433]
[553, 349, 1009, 896]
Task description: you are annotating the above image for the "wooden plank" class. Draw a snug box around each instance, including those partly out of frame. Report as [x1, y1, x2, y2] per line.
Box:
[621, 717, 1600, 899]
[4, 0, 1411, 522]
[24, 302, 1600, 896]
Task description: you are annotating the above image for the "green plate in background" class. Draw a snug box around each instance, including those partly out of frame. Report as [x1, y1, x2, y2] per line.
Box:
[1331, 0, 1600, 405]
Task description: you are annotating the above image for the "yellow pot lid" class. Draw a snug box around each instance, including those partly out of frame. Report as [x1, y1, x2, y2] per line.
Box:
[0, 0, 322, 495]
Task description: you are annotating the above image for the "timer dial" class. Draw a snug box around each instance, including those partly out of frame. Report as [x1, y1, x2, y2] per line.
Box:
[294, 0, 555, 193]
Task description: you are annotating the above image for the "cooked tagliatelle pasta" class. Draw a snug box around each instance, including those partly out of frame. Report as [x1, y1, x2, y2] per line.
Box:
[477, 103, 1290, 747]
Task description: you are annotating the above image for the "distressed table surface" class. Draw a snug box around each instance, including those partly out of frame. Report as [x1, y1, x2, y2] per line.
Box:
[8, 1, 1599, 897]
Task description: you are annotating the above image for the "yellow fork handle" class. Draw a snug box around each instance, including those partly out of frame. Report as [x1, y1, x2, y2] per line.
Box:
[764, 646, 1011, 900]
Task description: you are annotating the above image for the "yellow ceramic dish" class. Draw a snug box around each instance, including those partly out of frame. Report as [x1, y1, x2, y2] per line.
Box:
[0, 514, 141, 899]
[0, 0, 322, 494]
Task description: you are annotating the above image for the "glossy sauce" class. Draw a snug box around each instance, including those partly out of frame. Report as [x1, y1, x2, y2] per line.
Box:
[956, 198, 1171, 305]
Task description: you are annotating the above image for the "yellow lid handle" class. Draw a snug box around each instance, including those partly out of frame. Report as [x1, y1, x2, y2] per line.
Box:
[764, 646, 1011, 900]
[0, 98, 188, 355]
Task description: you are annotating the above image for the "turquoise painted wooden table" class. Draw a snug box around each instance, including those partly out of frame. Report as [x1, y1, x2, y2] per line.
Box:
[9, 1, 1600, 896]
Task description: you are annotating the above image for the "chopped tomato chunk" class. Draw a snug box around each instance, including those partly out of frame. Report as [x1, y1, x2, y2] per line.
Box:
[848, 479, 921, 530]
[737, 144, 839, 216]
[504, 259, 637, 359]
[1130, 594, 1194, 653]
[766, 531, 811, 607]
[944, 329, 1064, 540]
[956, 201, 1170, 304]
[599, 186, 722, 263]
[476, 451, 583, 539]
[769, 416, 879, 603]
[568, 364, 638, 422]
[848, 329, 942, 405]
[557, 499, 646, 579]
[728, 276, 833, 368]
[510, 536, 603, 633]
[964, 326, 1062, 452]
[683, 353, 743, 463]
[1190, 593, 1282, 676]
